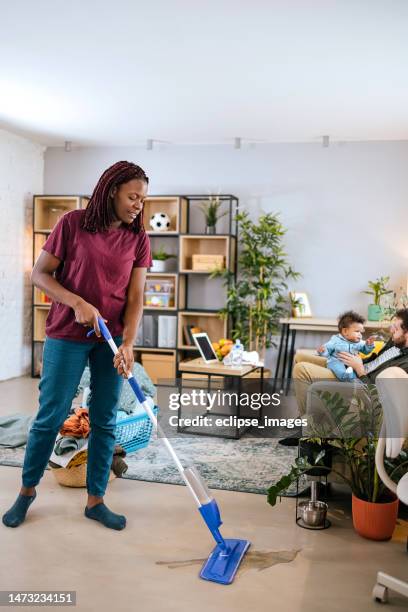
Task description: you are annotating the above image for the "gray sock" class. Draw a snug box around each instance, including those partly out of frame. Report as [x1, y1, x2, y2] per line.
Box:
[2, 492, 37, 528]
[84, 503, 126, 530]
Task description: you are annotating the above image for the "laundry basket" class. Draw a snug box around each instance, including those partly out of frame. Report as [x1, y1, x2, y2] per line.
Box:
[81, 377, 158, 454]
[115, 406, 159, 453]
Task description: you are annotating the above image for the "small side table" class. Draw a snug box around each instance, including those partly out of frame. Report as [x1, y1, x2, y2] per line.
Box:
[177, 358, 264, 439]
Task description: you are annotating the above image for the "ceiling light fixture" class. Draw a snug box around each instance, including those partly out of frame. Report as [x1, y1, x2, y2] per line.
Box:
[146, 138, 173, 150]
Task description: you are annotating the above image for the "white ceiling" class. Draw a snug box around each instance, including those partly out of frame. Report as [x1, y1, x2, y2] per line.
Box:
[1, 0, 407, 146]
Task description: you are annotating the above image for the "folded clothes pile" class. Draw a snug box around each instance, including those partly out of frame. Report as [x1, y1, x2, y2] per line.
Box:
[49, 444, 128, 477]
[49, 405, 128, 477]
[62, 449, 87, 469]
[49, 436, 89, 468]
[59, 407, 90, 438]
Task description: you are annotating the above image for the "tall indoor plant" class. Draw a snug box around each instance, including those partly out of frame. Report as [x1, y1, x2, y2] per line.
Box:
[267, 386, 406, 540]
[211, 211, 299, 355]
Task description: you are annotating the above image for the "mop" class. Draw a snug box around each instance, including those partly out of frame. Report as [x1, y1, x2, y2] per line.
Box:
[88, 318, 250, 585]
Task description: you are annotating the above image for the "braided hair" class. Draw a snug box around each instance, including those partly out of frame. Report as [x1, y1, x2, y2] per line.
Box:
[82, 161, 149, 233]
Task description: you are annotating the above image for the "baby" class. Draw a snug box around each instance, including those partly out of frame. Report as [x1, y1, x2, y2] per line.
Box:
[317, 310, 376, 381]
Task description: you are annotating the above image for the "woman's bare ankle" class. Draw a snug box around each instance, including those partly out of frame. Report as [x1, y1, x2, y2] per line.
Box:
[87, 495, 104, 509]
[20, 486, 36, 496]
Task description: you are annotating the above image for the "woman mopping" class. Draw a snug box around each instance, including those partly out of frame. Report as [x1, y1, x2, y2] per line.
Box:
[2, 161, 151, 530]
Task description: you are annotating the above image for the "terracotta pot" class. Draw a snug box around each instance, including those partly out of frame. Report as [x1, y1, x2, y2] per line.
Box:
[352, 494, 399, 540]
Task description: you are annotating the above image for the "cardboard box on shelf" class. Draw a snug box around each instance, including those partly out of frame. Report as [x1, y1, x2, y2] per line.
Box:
[191, 254, 225, 272]
[141, 353, 175, 384]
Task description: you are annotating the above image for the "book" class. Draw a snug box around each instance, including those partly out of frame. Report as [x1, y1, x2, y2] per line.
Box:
[183, 324, 202, 345]
[143, 315, 158, 347]
[158, 316, 177, 348]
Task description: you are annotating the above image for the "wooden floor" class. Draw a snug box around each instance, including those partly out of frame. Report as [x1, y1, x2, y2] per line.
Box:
[0, 376, 407, 612]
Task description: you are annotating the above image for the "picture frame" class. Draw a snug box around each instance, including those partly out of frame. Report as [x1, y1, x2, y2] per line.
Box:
[289, 291, 312, 318]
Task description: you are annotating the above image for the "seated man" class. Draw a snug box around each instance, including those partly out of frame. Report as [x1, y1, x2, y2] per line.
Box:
[293, 308, 408, 415]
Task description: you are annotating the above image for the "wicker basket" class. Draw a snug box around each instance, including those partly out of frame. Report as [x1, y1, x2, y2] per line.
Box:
[50, 463, 116, 488]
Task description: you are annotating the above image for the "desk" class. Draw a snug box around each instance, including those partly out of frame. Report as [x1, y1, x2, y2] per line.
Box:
[274, 317, 390, 394]
[177, 357, 264, 439]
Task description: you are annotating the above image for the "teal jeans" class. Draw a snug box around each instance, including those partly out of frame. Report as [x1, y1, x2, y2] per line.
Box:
[22, 336, 124, 497]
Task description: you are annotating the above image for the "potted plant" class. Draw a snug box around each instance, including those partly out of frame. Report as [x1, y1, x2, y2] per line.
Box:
[211, 211, 300, 357]
[150, 247, 176, 273]
[199, 196, 228, 234]
[267, 386, 406, 540]
[363, 276, 393, 321]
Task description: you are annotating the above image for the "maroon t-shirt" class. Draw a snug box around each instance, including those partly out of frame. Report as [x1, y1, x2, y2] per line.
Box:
[42, 209, 152, 342]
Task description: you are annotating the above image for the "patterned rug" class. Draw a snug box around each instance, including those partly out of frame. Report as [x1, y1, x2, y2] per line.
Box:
[0, 434, 299, 496]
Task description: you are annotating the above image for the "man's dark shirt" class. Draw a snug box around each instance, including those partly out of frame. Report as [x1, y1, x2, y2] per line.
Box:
[360, 339, 408, 384]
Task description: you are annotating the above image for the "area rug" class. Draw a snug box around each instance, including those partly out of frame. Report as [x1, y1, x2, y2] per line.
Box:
[0, 434, 299, 495]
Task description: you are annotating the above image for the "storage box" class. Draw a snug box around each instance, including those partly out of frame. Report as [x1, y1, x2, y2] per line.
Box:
[144, 292, 174, 308]
[141, 353, 175, 384]
[192, 254, 225, 271]
[145, 280, 174, 293]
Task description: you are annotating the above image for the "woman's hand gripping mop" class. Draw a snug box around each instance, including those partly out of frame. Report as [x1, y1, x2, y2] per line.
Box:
[88, 317, 250, 585]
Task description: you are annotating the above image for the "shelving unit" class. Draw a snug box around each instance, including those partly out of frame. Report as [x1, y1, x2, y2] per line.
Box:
[31, 195, 89, 376]
[177, 311, 227, 350]
[31, 193, 238, 381]
[179, 235, 235, 273]
[33, 196, 88, 232]
[145, 196, 188, 234]
[135, 194, 238, 382]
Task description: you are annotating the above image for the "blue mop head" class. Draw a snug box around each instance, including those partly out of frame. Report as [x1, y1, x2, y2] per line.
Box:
[198, 499, 250, 585]
[200, 539, 250, 585]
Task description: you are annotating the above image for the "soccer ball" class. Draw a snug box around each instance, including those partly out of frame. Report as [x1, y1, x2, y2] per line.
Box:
[149, 212, 171, 232]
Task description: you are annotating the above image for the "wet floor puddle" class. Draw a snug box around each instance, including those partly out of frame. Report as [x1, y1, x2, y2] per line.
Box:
[156, 549, 300, 574]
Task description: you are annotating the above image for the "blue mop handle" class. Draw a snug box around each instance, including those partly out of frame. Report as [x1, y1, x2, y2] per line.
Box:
[88, 319, 200, 491]
[87, 317, 228, 546]
[86, 318, 146, 403]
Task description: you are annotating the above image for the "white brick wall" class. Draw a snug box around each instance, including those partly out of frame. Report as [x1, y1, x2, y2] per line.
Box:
[0, 129, 44, 381]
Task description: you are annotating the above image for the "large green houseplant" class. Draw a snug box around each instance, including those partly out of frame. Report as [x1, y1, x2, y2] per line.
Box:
[267, 386, 406, 540]
[211, 211, 299, 355]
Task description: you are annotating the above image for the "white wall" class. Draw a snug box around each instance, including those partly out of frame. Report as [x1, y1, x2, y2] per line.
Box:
[0, 129, 44, 380]
[44, 142, 408, 365]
